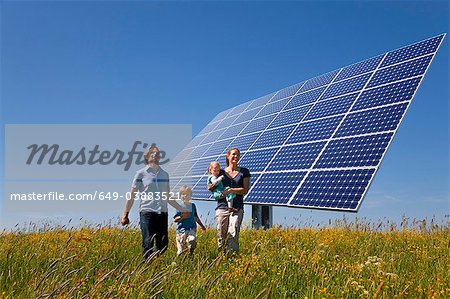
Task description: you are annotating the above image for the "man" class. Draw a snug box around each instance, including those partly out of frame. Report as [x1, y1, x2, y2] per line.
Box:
[121, 145, 183, 258]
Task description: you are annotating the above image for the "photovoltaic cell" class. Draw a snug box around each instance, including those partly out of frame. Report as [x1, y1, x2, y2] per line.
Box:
[174, 34, 444, 211]
[381, 35, 442, 67]
[218, 122, 249, 139]
[215, 155, 227, 166]
[218, 116, 239, 128]
[209, 109, 231, 123]
[269, 105, 312, 129]
[285, 87, 326, 109]
[251, 125, 296, 149]
[335, 103, 408, 137]
[166, 161, 181, 174]
[240, 114, 276, 135]
[367, 55, 432, 88]
[192, 144, 212, 159]
[192, 176, 205, 188]
[205, 139, 234, 157]
[200, 128, 227, 145]
[246, 93, 275, 110]
[171, 176, 197, 193]
[299, 70, 340, 92]
[172, 160, 194, 178]
[227, 132, 260, 152]
[270, 81, 304, 102]
[245, 172, 307, 204]
[192, 179, 212, 200]
[290, 169, 375, 209]
[189, 134, 208, 148]
[305, 93, 358, 121]
[197, 122, 220, 137]
[255, 98, 291, 118]
[230, 101, 253, 114]
[171, 147, 191, 164]
[322, 73, 371, 99]
[287, 115, 343, 144]
[267, 142, 326, 171]
[315, 133, 393, 168]
[352, 77, 421, 111]
[191, 158, 213, 176]
[169, 163, 185, 178]
[233, 108, 261, 124]
[238, 148, 280, 172]
[335, 55, 383, 81]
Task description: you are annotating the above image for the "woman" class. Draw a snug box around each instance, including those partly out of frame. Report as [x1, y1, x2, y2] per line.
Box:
[209, 148, 250, 254]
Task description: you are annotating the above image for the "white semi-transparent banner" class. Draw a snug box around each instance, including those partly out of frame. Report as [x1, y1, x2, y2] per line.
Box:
[4, 124, 192, 214]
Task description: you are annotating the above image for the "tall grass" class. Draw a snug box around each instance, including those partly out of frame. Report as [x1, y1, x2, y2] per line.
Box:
[1, 219, 449, 298]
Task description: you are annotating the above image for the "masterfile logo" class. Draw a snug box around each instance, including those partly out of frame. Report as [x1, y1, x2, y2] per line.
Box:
[25, 141, 169, 171]
[5, 124, 191, 180]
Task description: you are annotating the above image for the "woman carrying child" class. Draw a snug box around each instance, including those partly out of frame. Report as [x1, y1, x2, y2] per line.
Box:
[208, 148, 250, 254]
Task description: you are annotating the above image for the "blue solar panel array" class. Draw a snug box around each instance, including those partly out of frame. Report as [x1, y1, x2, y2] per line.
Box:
[168, 34, 445, 211]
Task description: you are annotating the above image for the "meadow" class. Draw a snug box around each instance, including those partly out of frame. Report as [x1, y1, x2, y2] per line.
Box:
[0, 218, 449, 298]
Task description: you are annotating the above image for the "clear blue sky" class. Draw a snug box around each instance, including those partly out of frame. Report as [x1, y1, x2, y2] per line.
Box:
[1, 1, 449, 229]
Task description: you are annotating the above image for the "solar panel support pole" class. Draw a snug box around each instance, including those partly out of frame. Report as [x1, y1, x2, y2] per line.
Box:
[251, 205, 273, 229]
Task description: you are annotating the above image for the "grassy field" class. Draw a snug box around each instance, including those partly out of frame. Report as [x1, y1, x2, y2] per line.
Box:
[0, 220, 449, 298]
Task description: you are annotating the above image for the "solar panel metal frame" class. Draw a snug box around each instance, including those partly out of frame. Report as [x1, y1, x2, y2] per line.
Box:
[169, 34, 446, 212]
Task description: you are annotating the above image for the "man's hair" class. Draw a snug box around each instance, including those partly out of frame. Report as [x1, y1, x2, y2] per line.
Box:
[144, 144, 159, 165]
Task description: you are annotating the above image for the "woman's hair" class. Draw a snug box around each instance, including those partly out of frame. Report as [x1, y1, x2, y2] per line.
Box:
[144, 144, 159, 164]
[179, 185, 192, 196]
[225, 148, 240, 166]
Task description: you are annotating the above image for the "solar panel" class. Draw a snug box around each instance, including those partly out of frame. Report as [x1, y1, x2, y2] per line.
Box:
[287, 116, 344, 144]
[245, 172, 307, 205]
[269, 105, 312, 128]
[304, 93, 357, 121]
[367, 55, 433, 88]
[169, 34, 445, 211]
[251, 125, 297, 149]
[228, 132, 260, 152]
[233, 108, 261, 124]
[299, 70, 340, 92]
[218, 122, 249, 139]
[266, 142, 326, 171]
[204, 139, 234, 157]
[334, 103, 408, 137]
[335, 55, 383, 81]
[285, 87, 325, 109]
[240, 115, 277, 135]
[192, 177, 212, 200]
[238, 148, 280, 172]
[322, 73, 371, 99]
[290, 169, 375, 210]
[270, 82, 305, 102]
[191, 157, 212, 176]
[255, 98, 291, 118]
[352, 77, 421, 111]
[246, 93, 275, 110]
[315, 133, 393, 168]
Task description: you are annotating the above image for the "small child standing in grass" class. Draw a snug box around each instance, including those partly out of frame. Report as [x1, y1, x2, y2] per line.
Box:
[173, 185, 206, 256]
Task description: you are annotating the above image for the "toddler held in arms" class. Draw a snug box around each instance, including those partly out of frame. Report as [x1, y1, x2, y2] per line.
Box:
[207, 161, 235, 211]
